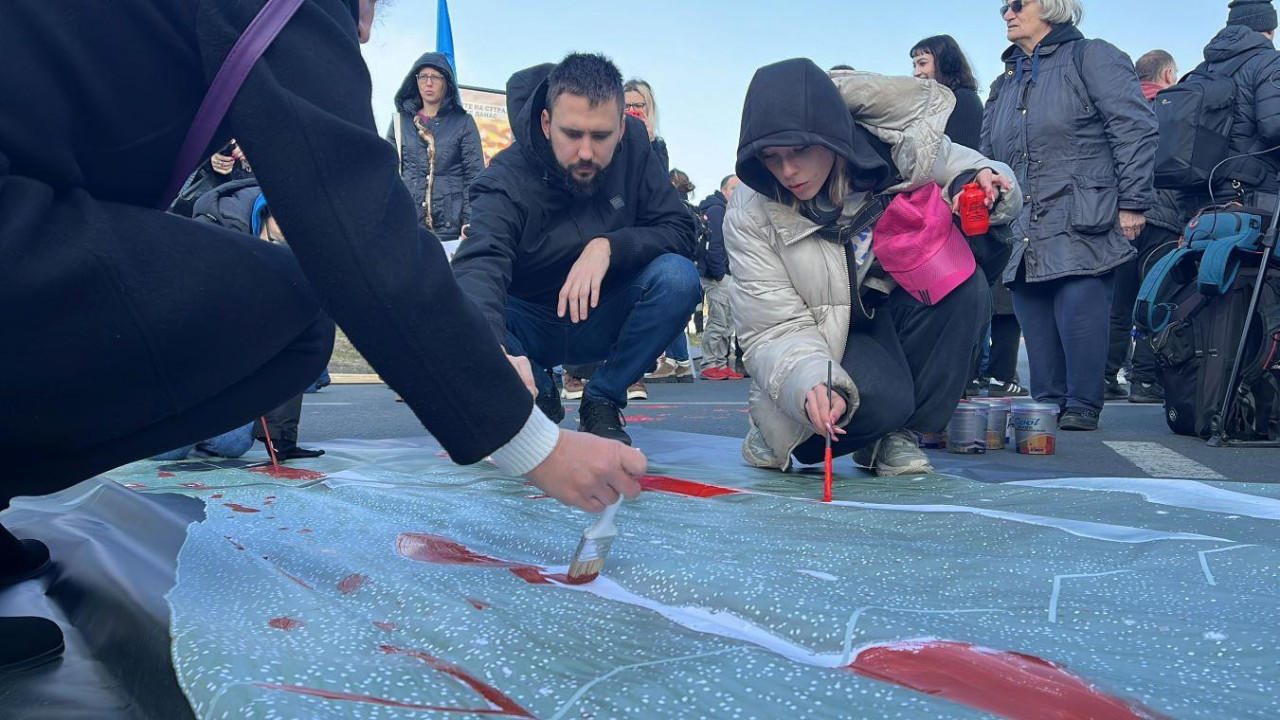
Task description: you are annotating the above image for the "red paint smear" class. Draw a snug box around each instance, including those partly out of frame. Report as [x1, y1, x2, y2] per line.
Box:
[223, 536, 245, 551]
[397, 533, 573, 586]
[223, 503, 261, 513]
[210, 493, 224, 499]
[624, 415, 661, 423]
[638, 474, 742, 498]
[248, 465, 327, 481]
[373, 621, 397, 632]
[379, 646, 535, 718]
[180, 481, 205, 488]
[848, 641, 1155, 720]
[337, 573, 368, 595]
[639, 404, 677, 409]
[275, 566, 313, 590]
[465, 597, 490, 611]
[257, 683, 530, 716]
[268, 616, 305, 631]
[157, 471, 176, 478]
[526, 494, 551, 500]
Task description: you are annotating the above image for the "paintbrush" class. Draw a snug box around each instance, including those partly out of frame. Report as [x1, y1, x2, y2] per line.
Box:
[823, 361, 833, 503]
[565, 498, 623, 584]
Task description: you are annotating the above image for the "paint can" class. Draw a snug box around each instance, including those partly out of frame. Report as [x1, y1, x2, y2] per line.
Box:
[1008, 398, 1036, 444]
[1012, 402, 1059, 455]
[947, 403, 987, 454]
[974, 399, 1009, 451]
[917, 430, 947, 449]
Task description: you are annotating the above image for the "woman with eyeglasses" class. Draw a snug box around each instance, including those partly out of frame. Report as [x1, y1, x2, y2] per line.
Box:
[388, 52, 484, 242]
[981, 0, 1158, 431]
[624, 79, 670, 173]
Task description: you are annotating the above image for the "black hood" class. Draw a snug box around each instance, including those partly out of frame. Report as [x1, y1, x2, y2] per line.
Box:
[697, 191, 726, 213]
[394, 51, 463, 116]
[504, 63, 557, 173]
[999, 22, 1085, 63]
[1206, 24, 1276, 63]
[735, 58, 889, 202]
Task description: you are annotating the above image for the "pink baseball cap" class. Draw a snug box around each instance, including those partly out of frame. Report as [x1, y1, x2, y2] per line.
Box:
[872, 184, 976, 306]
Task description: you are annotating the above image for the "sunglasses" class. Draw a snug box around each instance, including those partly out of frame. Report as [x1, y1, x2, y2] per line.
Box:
[1000, 0, 1035, 15]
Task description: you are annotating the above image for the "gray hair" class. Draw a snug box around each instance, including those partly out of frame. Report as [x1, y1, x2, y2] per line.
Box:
[1034, 0, 1085, 25]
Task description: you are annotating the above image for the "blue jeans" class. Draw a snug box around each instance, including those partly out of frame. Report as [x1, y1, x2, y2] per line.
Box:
[151, 422, 255, 461]
[504, 254, 701, 406]
[664, 332, 690, 362]
[1012, 273, 1115, 412]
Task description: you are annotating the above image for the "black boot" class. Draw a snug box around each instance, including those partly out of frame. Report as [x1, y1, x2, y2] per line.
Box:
[280, 446, 325, 460]
[535, 368, 565, 423]
[0, 617, 64, 673]
[0, 524, 51, 586]
[578, 396, 631, 445]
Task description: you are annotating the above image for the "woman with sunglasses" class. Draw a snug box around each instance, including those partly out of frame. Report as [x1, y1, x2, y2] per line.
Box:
[728, 60, 1021, 477]
[388, 52, 485, 242]
[981, 0, 1158, 430]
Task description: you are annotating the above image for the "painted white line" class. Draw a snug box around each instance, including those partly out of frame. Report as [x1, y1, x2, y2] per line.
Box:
[839, 607, 1011, 663]
[1103, 441, 1226, 480]
[1198, 545, 1257, 586]
[1011, 477, 1280, 520]
[1048, 570, 1132, 623]
[548, 649, 739, 720]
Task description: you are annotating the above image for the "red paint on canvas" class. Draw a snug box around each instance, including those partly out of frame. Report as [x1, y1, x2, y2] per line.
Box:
[373, 621, 398, 632]
[847, 641, 1155, 719]
[378, 646, 535, 717]
[465, 597, 490, 611]
[248, 465, 327, 481]
[337, 573, 368, 595]
[258, 683, 531, 716]
[223, 536, 246, 551]
[268, 616, 305, 631]
[638, 475, 742, 498]
[157, 471, 176, 478]
[223, 503, 261, 514]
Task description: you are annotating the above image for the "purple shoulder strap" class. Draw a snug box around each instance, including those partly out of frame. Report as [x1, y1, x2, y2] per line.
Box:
[158, 0, 306, 209]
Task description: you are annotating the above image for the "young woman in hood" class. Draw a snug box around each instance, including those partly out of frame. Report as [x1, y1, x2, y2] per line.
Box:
[726, 59, 1021, 478]
[388, 52, 485, 242]
[982, 0, 1158, 430]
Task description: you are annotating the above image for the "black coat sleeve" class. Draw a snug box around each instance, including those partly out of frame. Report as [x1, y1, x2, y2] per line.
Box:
[599, 141, 697, 276]
[450, 171, 524, 344]
[704, 203, 728, 280]
[458, 115, 485, 229]
[1252, 52, 1280, 150]
[212, 0, 531, 464]
[945, 88, 985, 150]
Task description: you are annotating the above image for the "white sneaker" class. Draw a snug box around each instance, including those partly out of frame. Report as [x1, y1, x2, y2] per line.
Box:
[741, 423, 782, 468]
[853, 429, 933, 477]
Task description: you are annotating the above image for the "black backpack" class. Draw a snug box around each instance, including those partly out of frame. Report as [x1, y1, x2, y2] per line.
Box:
[1152, 53, 1267, 191]
[685, 201, 711, 266]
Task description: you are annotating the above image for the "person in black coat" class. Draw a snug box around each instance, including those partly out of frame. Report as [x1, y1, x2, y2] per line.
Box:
[0, 0, 646, 672]
[452, 54, 701, 446]
[912, 34, 1027, 397]
[387, 51, 485, 241]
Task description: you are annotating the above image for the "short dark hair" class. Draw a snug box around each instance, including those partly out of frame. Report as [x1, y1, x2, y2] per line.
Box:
[1135, 49, 1176, 82]
[720, 174, 737, 190]
[909, 35, 978, 92]
[546, 53, 624, 114]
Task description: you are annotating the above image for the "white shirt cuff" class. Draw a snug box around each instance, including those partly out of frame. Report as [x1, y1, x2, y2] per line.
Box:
[488, 406, 561, 476]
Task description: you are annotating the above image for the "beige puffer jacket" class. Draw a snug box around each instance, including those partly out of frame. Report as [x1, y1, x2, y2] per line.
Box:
[726, 72, 1022, 470]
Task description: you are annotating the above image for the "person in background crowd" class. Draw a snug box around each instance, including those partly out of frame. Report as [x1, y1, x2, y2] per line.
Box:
[983, 0, 1158, 431]
[646, 168, 702, 383]
[697, 174, 743, 380]
[452, 54, 701, 446]
[912, 33, 1028, 399]
[169, 139, 255, 217]
[624, 78, 669, 172]
[1108, 49, 1185, 404]
[151, 423, 255, 461]
[388, 52, 484, 242]
[2, 0, 648, 671]
[730, 60, 1019, 477]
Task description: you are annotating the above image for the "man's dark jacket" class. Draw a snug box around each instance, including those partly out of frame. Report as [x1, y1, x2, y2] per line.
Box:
[696, 191, 729, 280]
[452, 65, 697, 343]
[1202, 25, 1280, 194]
[1, 0, 530, 465]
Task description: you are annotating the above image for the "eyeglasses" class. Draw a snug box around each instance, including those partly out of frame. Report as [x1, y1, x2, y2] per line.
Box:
[624, 101, 647, 112]
[416, 72, 446, 84]
[1000, 0, 1035, 15]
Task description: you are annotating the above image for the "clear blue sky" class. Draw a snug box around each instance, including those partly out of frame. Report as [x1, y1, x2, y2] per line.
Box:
[361, 1, 1235, 199]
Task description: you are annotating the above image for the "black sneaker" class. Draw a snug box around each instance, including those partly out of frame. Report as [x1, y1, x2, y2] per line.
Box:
[578, 397, 632, 445]
[963, 378, 985, 398]
[0, 617, 64, 673]
[1104, 378, 1129, 401]
[536, 384, 565, 424]
[1059, 407, 1100, 431]
[988, 378, 1029, 397]
[1128, 382, 1165, 404]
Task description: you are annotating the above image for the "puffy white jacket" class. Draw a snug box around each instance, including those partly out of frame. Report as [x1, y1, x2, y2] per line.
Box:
[726, 72, 1022, 469]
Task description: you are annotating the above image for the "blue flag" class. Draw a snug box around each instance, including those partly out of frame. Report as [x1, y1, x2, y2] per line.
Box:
[436, 0, 456, 80]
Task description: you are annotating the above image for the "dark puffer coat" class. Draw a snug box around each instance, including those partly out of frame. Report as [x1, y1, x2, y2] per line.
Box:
[1201, 25, 1280, 194]
[983, 24, 1157, 284]
[387, 52, 484, 241]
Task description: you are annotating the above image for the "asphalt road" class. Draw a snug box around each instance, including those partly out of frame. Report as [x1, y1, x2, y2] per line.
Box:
[298, 375, 1278, 485]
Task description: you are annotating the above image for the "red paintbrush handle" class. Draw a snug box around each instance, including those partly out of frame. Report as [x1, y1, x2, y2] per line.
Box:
[823, 447, 833, 502]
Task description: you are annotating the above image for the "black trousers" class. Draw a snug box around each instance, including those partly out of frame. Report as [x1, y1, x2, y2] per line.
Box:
[1, 198, 334, 509]
[794, 270, 989, 463]
[1106, 226, 1180, 384]
[253, 393, 306, 451]
[989, 313, 1023, 383]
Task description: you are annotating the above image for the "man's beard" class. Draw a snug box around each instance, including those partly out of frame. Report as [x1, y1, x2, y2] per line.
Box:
[557, 160, 605, 198]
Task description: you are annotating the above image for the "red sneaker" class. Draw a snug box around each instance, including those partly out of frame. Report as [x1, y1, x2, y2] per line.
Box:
[701, 366, 727, 380]
[720, 367, 745, 380]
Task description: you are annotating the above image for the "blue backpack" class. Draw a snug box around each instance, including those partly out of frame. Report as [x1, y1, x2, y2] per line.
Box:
[1134, 210, 1272, 333]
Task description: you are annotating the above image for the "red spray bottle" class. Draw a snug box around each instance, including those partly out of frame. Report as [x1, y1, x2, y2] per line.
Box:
[958, 183, 990, 236]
